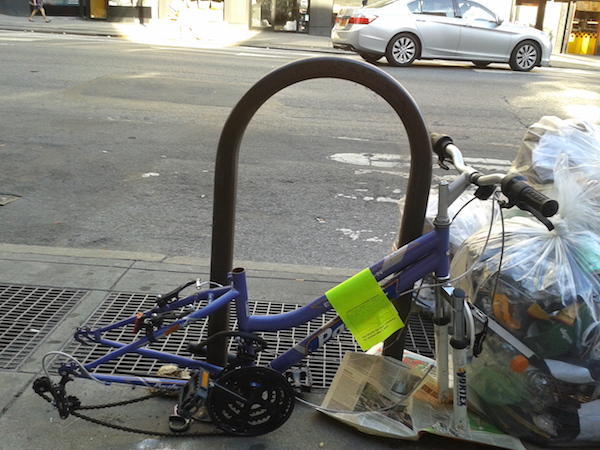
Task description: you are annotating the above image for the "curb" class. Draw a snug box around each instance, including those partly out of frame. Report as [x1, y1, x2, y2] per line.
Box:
[0, 243, 357, 277]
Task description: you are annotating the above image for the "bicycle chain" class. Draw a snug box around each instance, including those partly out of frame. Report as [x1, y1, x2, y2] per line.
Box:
[35, 388, 225, 437]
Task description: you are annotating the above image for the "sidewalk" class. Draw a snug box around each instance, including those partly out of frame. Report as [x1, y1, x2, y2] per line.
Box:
[0, 13, 340, 52]
[1, 13, 600, 70]
[0, 242, 552, 450]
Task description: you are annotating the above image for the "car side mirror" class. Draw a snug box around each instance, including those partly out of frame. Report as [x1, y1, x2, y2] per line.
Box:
[496, 16, 504, 25]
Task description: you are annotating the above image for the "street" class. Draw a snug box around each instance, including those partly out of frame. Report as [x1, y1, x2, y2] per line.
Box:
[1, 30, 599, 270]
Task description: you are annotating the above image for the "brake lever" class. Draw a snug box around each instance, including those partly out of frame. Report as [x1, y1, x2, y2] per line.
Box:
[519, 202, 555, 231]
[437, 154, 450, 170]
[499, 199, 555, 231]
[156, 280, 197, 308]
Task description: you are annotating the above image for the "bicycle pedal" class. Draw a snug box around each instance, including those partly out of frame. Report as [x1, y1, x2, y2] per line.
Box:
[285, 366, 313, 392]
[177, 369, 211, 420]
[169, 413, 191, 432]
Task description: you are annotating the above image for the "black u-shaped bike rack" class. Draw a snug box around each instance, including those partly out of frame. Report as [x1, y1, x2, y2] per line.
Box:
[207, 57, 433, 365]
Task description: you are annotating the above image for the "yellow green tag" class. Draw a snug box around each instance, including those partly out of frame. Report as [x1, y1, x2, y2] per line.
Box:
[325, 268, 404, 351]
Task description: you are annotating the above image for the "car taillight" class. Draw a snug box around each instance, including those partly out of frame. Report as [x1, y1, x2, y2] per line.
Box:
[349, 15, 377, 25]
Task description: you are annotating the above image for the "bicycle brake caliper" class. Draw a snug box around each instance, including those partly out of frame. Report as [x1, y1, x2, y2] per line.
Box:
[74, 326, 100, 345]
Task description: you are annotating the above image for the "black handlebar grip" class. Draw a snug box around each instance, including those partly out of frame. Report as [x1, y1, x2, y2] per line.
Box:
[430, 133, 454, 159]
[501, 175, 559, 217]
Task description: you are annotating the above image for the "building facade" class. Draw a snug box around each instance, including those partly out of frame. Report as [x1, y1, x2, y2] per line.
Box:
[511, 0, 599, 54]
[0, 0, 598, 53]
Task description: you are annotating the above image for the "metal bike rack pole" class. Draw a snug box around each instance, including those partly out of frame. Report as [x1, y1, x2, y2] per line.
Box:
[207, 57, 433, 365]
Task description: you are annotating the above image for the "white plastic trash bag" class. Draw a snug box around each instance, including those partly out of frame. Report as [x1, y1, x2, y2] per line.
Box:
[451, 117, 600, 446]
[510, 116, 600, 186]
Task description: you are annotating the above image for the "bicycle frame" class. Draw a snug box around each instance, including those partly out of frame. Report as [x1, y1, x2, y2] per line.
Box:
[64, 222, 448, 378]
[58, 177, 468, 425]
[45, 160, 497, 439]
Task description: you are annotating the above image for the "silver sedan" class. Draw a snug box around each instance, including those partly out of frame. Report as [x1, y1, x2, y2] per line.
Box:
[332, 0, 552, 71]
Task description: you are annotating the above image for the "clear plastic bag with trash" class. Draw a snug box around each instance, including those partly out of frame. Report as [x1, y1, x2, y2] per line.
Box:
[450, 117, 600, 446]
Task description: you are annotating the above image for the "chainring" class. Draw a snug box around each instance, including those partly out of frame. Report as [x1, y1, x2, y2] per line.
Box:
[206, 366, 295, 436]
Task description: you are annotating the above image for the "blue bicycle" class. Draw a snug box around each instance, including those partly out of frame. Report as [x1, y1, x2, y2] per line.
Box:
[34, 57, 558, 437]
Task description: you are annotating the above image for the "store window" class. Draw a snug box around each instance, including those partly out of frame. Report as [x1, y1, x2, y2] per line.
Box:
[251, 0, 309, 32]
[572, 9, 599, 33]
[569, 1, 600, 55]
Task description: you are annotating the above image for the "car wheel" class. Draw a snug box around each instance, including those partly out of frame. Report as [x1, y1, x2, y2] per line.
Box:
[509, 41, 540, 72]
[386, 33, 419, 67]
[472, 61, 490, 69]
[359, 52, 383, 64]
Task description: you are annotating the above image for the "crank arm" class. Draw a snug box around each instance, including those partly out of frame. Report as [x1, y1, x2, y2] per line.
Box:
[212, 383, 248, 403]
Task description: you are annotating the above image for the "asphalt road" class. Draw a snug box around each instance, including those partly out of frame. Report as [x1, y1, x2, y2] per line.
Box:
[1, 30, 599, 269]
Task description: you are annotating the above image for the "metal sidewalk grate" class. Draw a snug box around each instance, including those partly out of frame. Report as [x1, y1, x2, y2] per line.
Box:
[59, 292, 435, 389]
[405, 312, 436, 359]
[0, 284, 89, 370]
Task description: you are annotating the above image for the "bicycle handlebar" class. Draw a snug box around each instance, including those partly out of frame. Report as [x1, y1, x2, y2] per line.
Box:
[431, 133, 559, 218]
[501, 174, 558, 217]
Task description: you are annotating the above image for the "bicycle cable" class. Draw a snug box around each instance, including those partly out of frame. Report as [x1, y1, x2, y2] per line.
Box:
[397, 190, 502, 302]
[42, 351, 105, 385]
[376, 191, 503, 359]
[488, 199, 506, 319]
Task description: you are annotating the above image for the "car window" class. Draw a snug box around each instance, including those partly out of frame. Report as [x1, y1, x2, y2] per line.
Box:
[412, 0, 455, 17]
[457, 1, 496, 22]
[407, 0, 420, 13]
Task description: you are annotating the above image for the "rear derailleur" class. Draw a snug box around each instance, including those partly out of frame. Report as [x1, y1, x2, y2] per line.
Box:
[33, 374, 80, 419]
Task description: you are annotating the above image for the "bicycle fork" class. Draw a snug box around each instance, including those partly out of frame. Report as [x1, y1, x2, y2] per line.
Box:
[435, 286, 469, 431]
[433, 180, 470, 432]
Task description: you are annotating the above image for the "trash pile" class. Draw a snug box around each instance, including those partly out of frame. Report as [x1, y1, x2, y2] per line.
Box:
[452, 117, 600, 446]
